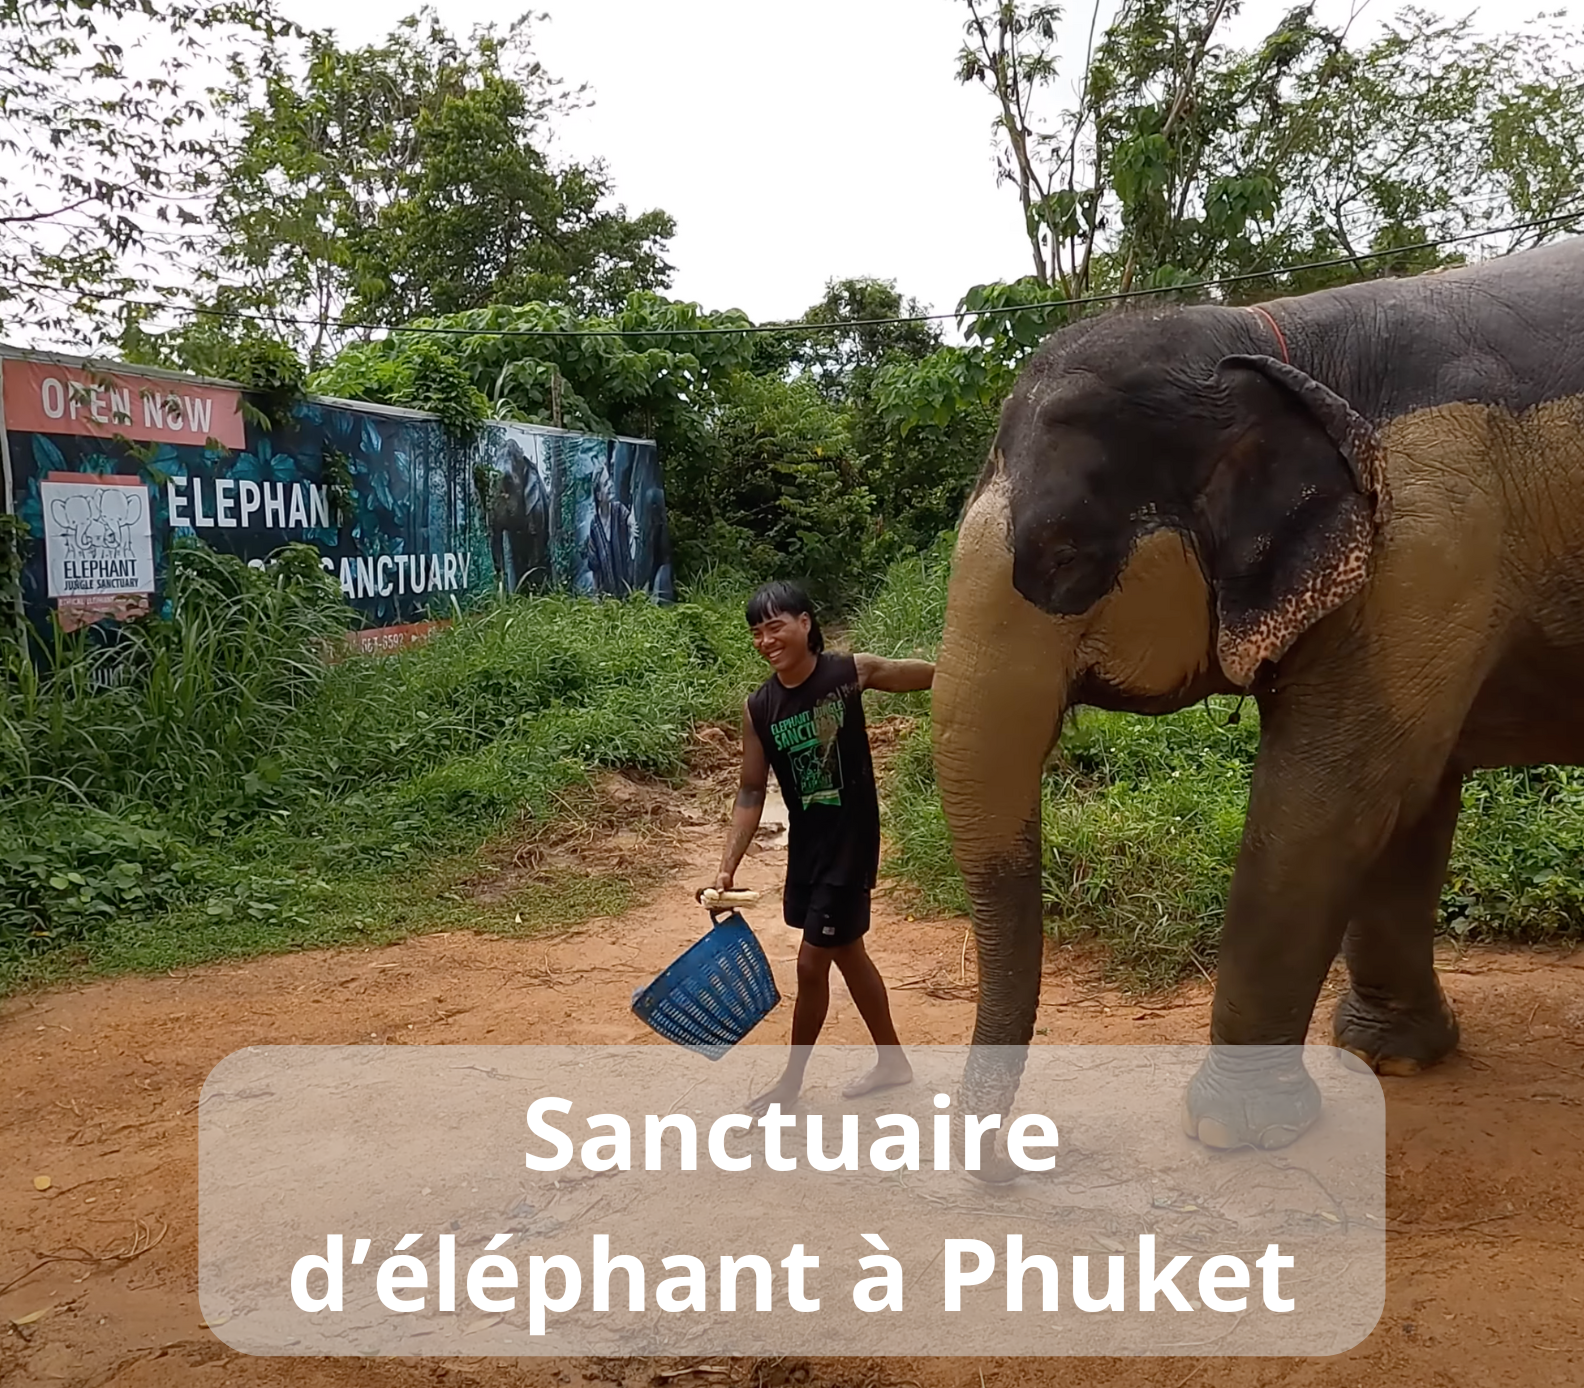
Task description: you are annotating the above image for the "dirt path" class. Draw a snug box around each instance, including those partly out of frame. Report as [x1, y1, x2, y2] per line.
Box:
[4, 773, 1584, 1387]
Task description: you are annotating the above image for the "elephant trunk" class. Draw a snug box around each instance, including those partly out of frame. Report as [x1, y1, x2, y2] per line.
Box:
[932, 473, 1075, 1177]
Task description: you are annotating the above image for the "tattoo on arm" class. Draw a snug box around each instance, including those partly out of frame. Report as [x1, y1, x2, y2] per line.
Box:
[721, 796, 763, 873]
[721, 702, 769, 875]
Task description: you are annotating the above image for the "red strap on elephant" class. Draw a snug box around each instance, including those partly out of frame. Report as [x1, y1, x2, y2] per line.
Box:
[1247, 305, 1291, 364]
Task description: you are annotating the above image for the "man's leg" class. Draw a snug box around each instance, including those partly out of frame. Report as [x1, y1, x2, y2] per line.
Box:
[746, 942, 834, 1117]
[832, 938, 913, 1098]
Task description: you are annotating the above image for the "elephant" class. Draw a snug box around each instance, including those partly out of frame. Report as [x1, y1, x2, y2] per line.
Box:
[931, 235, 1584, 1161]
[489, 438, 551, 594]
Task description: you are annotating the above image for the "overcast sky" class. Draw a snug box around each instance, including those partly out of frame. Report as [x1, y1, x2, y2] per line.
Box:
[281, 1, 1516, 326]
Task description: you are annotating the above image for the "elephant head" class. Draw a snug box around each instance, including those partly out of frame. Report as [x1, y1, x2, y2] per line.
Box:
[490, 438, 551, 593]
[50, 494, 96, 557]
[932, 306, 1390, 1173]
[97, 486, 143, 548]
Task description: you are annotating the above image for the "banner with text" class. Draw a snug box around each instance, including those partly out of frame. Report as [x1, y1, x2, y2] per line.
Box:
[4, 357, 246, 449]
[4, 354, 674, 642]
[198, 1044, 1386, 1359]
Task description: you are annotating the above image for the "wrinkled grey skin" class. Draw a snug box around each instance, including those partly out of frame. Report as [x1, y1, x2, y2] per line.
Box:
[932, 237, 1584, 1165]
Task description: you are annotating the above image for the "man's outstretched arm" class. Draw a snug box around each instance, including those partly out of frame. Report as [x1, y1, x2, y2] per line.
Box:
[854, 652, 935, 693]
[714, 703, 770, 891]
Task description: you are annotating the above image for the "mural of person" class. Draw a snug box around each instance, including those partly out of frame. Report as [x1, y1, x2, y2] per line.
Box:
[488, 436, 551, 593]
[587, 443, 636, 595]
[626, 451, 675, 602]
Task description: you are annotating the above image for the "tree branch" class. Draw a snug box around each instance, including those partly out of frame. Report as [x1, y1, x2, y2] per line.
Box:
[0, 194, 101, 225]
[966, 0, 1053, 285]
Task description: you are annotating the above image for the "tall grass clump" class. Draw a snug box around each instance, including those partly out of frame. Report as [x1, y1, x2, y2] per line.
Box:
[3, 542, 350, 808]
[1, 546, 760, 983]
[861, 543, 1584, 987]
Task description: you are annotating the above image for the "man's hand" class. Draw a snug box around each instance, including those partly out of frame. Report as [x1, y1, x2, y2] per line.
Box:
[712, 869, 735, 892]
[854, 652, 935, 693]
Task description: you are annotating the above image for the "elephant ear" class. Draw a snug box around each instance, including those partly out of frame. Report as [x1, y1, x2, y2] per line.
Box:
[1202, 353, 1391, 688]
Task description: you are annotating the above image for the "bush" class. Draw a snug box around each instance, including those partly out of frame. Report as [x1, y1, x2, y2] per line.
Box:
[670, 373, 879, 611]
[0, 809, 189, 948]
[1, 546, 762, 972]
[3, 542, 350, 812]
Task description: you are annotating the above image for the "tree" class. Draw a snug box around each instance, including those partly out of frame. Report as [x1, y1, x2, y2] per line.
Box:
[789, 277, 942, 401]
[903, 0, 1584, 442]
[701, 372, 876, 607]
[957, 0, 1584, 309]
[786, 278, 986, 561]
[203, 8, 675, 364]
[958, 0, 1117, 296]
[0, 0, 294, 343]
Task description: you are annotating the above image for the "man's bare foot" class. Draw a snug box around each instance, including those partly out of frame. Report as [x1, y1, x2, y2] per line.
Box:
[746, 1076, 803, 1118]
[842, 1051, 914, 1099]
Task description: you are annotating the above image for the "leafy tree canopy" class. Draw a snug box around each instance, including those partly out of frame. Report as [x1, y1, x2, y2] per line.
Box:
[0, 0, 295, 341]
[200, 8, 677, 365]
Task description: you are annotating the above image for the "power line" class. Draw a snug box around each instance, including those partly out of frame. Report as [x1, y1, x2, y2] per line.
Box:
[12, 207, 1584, 341]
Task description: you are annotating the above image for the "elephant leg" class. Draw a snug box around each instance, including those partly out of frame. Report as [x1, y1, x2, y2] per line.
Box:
[489, 524, 507, 592]
[508, 531, 532, 593]
[1332, 765, 1462, 1075]
[1184, 693, 1461, 1151]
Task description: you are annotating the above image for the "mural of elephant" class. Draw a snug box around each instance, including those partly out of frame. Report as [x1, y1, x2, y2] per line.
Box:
[932, 236, 1584, 1160]
[489, 437, 551, 594]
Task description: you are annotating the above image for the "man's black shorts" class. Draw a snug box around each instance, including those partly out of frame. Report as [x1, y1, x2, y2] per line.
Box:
[783, 881, 871, 950]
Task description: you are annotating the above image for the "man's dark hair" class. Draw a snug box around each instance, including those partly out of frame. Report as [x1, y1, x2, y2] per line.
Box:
[746, 580, 824, 654]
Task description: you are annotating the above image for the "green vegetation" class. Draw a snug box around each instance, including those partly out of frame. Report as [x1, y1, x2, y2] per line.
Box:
[307, 281, 951, 609]
[13, 0, 1579, 617]
[7, 0, 1584, 997]
[1, 546, 761, 992]
[8, 535, 1584, 999]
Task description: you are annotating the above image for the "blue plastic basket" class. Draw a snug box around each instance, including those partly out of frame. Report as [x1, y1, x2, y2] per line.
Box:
[631, 911, 781, 1059]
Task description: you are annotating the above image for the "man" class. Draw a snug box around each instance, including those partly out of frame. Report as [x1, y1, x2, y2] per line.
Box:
[587, 450, 635, 596]
[711, 580, 935, 1115]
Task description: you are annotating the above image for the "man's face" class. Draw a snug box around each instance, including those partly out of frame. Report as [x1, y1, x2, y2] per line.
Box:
[750, 610, 812, 674]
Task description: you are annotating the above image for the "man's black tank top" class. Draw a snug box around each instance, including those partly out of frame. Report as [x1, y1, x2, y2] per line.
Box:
[747, 652, 880, 889]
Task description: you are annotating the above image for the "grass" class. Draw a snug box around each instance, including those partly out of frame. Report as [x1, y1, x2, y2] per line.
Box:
[1, 543, 761, 993]
[8, 532, 1584, 997]
[862, 536, 1584, 988]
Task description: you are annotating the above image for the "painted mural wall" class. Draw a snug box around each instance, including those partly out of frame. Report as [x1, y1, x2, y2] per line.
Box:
[2, 351, 675, 646]
[471, 425, 674, 605]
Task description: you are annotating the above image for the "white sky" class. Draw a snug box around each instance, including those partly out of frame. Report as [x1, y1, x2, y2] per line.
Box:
[266, 0, 1516, 329]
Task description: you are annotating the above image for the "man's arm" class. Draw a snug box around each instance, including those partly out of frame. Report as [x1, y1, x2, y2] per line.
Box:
[854, 651, 936, 693]
[714, 702, 770, 891]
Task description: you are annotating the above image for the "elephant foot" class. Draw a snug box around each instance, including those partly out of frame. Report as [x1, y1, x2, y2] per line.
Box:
[1181, 1046, 1322, 1151]
[960, 1045, 1032, 1185]
[1331, 985, 1459, 1077]
[966, 1149, 1024, 1186]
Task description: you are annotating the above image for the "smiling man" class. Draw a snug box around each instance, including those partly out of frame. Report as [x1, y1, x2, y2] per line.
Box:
[711, 580, 935, 1115]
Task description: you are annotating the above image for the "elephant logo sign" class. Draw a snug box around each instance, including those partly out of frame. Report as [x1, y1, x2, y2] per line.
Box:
[51, 488, 141, 560]
[40, 476, 156, 599]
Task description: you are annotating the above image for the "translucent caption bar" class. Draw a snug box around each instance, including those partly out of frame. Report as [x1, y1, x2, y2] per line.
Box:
[197, 1044, 1384, 1357]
